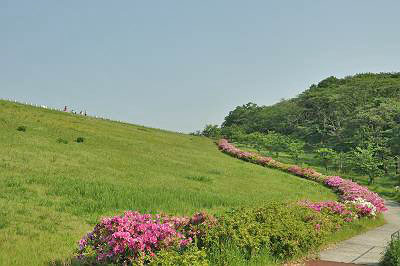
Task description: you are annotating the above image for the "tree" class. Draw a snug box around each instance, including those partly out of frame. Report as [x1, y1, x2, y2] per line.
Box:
[315, 148, 337, 171]
[350, 144, 384, 185]
[287, 140, 304, 164]
[388, 126, 400, 176]
[332, 151, 351, 173]
[262, 132, 288, 157]
[201, 124, 221, 139]
[221, 125, 246, 143]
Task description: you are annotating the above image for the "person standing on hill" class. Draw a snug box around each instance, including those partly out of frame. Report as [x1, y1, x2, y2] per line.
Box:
[63, 106, 67, 112]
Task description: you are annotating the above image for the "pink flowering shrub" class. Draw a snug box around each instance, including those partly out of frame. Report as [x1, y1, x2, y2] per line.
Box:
[287, 166, 326, 182]
[218, 139, 292, 172]
[300, 200, 356, 223]
[219, 139, 325, 180]
[324, 176, 386, 213]
[76, 211, 216, 265]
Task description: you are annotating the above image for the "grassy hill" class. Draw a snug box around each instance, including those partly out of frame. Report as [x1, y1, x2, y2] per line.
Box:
[0, 100, 337, 265]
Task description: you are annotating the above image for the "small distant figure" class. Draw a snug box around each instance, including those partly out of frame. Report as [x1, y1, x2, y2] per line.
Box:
[84, 110, 87, 116]
[63, 106, 67, 112]
[71, 109, 74, 114]
[79, 111, 83, 115]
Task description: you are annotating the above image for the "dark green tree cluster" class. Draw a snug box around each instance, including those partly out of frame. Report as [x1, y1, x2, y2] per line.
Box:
[220, 73, 400, 181]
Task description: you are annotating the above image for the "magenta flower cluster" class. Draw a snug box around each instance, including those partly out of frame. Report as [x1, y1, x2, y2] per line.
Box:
[300, 200, 354, 222]
[218, 139, 258, 160]
[324, 176, 387, 213]
[302, 201, 348, 215]
[77, 211, 216, 264]
[218, 139, 328, 181]
[287, 165, 324, 182]
[218, 139, 289, 170]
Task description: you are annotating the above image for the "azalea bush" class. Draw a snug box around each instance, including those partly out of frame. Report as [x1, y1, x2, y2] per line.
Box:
[324, 176, 386, 214]
[288, 165, 325, 182]
[76, 211, 216, 265]
[300, 200, 355, 222]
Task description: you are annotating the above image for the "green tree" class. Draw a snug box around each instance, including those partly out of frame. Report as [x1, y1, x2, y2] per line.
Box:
[315, 148, 337, 171]
[201, 124, 221, 139]
[332, 151, 351, 173]
[350, 144, 384, 185]
[262, 132, 288, 157]
[287, 140, 304, 164]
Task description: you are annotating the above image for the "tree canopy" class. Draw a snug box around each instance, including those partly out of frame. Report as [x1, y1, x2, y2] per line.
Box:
[222, 73, 400, 153]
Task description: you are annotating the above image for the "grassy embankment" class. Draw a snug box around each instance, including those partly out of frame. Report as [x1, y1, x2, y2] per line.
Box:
[0, 100, 338, 265]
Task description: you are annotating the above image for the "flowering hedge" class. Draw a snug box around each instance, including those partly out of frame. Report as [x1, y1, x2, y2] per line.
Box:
[76, 211, 216, 265]
[217, 139, 386, 216]
[324, 176, 386, 213]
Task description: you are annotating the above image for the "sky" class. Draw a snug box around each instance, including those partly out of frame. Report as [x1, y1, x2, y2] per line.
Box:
[2, 1, 400, 133]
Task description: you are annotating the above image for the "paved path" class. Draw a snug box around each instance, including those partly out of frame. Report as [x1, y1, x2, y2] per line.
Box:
[319, 200, 400, 265]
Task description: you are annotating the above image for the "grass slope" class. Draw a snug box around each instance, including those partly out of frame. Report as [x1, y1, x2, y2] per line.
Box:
[0, 100, 336, 265]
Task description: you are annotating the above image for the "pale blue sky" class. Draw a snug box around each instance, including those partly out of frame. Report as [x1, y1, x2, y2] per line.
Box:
[2, 1, 400, 132]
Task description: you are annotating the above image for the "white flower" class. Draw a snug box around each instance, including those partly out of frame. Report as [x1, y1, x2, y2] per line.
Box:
[346, 198, 377, 217]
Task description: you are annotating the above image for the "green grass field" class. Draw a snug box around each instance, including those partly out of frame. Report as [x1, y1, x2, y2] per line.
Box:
[0, 100, 339, 265]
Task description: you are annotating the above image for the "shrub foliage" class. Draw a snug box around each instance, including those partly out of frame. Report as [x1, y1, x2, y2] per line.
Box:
[16, 126, 26, 132]
[380, 237, 400, 266]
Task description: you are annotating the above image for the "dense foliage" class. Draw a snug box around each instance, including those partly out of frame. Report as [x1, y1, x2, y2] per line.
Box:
[203, 202, 348, 264]
[221, 73, 400, 172]
[380, 237, 400, 266]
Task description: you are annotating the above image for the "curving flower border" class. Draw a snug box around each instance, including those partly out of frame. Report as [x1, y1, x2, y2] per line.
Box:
[217, 139, 387, 214]
[75, 139, 387, 264]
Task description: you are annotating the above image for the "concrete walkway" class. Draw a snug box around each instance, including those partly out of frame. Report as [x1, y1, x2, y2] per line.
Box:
[319, 200, 400, 265]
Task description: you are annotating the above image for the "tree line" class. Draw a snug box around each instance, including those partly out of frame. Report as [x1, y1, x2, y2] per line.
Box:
[195, 73, 400, 184]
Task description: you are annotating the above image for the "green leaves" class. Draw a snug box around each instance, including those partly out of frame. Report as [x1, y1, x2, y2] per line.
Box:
[222, 73, 400, 160]
[201, 202, 344, 264]
[315, 148, 336, 170]
[350, 144, 384, 184]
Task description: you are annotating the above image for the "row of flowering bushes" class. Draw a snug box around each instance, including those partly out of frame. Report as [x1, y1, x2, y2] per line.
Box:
[74, 140, 386, 265]
[76, 201, 381, 265]
[217, 139, 386, 216]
